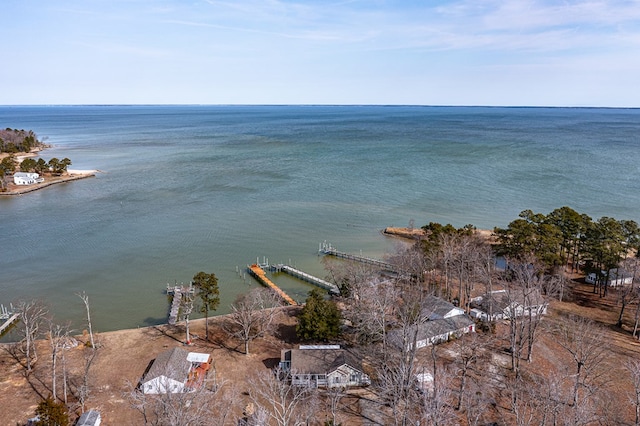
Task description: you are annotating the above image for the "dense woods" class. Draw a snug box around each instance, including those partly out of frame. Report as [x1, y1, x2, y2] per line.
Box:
[494, 207, 640, 296]
[0, 128, 46, 154]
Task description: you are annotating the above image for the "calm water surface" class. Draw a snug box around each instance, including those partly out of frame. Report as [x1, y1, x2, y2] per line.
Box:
[1, 105, 639, 335]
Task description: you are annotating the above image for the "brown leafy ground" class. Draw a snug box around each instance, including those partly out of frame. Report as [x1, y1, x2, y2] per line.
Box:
[2, 279, 640, 425]
[0, 306, 303, 425]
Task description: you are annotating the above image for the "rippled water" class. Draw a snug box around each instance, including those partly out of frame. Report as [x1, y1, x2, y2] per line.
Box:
[1, 105, 639, 334]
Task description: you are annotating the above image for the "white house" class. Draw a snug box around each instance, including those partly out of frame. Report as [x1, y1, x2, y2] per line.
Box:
[140, 347, 212, 394]
[389, 315, 476, 351]
[13, 172, 44, 185]
[279, 345, 370, 388]
[585, 268, 634, 287]
[388, 295, 476, 351]
[470, 289, 548, 321]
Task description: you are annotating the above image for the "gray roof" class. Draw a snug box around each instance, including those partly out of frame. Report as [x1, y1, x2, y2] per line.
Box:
[388, 315, 475, 349]
[144, 347, 191, 383]
[416, 316, 474, 340]
[421, 295, 461, 319]
[282, 347, 363, 375]
[76, 410, 101, 426]
[473, 288, 545, 313]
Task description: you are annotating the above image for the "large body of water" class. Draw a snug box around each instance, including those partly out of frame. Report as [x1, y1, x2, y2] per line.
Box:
[1, 105, 639, 335]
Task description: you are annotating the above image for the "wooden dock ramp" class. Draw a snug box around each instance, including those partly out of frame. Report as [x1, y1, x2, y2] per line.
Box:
[248, 264, 297, 306]
[166, 284, 195, 325]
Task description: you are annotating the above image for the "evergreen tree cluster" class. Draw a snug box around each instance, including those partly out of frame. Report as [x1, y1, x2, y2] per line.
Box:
[494, 206, 640, 273]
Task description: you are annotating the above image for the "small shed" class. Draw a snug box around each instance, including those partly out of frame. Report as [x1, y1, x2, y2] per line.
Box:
[141, 347, 212, 394]
[415, 372, 434, 395]
[76, 410, 101, 426]
[141, 347, 192, 394]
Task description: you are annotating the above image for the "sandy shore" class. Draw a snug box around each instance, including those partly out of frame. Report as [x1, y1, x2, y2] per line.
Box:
[383, 226, 496, 243]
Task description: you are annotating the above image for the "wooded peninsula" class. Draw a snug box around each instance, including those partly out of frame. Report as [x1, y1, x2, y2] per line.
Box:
[0, 128, 95, 194]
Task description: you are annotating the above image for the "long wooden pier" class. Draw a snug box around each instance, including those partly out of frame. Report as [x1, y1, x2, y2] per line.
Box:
[166, 284, 195, 325]
[319, 241, 398, 272]
[248, 264, 298, 306]
[273, 264, 340, 295]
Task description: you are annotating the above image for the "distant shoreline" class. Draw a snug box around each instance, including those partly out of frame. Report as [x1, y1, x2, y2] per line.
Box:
[0, 170, 97, 196]
[1, 146, 98, 196]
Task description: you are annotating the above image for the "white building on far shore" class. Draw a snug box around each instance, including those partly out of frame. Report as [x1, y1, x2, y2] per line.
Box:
[13, 172, 44, 185]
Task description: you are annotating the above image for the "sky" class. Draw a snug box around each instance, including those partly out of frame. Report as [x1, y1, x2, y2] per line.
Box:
[2, 0, 640, 107]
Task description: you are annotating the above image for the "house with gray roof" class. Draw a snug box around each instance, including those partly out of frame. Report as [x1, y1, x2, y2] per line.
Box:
[388, 315, 476, 351]
[470, 288, 547, 321]
[388, 295, 475, 351]
[279, 345, 370, 388]
[421, 294, 465, 320]
[140, 347, 212, 394]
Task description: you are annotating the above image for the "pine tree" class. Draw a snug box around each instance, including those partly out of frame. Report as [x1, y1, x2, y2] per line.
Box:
[296, 289, 341, 341]
[35, 396, 69, 426]
[192, 271, 220, 340]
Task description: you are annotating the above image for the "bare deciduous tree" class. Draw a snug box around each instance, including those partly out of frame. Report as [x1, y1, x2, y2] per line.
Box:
[344, 277, 399, 346]
[48, 320, 72, 402]
[17, 300, 49, 374]
[322, 255, 378, 298]
[626, 359, 640, 426]
[77, 292, 95, 348]
[555, 315, 608, 425]
[375, 290, 431, 425]
[248, 366, 312, 426]
[179, 289, 195, 345]
[452, 332, 490, 411]
[126, 379, 236, 425]
[416, 365, 459, 426]
[225, 288, 282, 355]
[324, 385, 345, 426]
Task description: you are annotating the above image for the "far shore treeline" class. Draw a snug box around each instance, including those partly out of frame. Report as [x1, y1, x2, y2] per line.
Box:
[422, 205, 639, 290]
[0, 128, 72, 191]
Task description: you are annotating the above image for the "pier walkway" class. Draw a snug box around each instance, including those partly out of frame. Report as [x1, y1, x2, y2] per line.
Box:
[0, 304, 19, 335]
[248, 264, 298, 306]
[0, 313, 19, 335]
[319, 241, 398, 272]
[166, 284, 195, 325]
[272, 264, 340, 295]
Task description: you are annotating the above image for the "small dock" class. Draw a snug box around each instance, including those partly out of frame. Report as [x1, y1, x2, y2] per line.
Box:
[0, 304, 19, 335]
[319, 241, 397, 272]
[272, 264, 340, 295]
[166, 284, 195, 325]
[248, 264, 297, 306]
